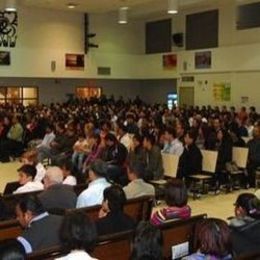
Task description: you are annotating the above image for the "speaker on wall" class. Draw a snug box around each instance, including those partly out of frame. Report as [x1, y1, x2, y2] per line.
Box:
[172, 33, 184, 47]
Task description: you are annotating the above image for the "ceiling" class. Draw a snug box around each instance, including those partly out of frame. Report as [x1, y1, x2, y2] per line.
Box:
[0, 0, 257, 18]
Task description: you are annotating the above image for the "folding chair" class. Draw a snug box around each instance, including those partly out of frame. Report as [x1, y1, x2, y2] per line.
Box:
[188, 150, 218, 199]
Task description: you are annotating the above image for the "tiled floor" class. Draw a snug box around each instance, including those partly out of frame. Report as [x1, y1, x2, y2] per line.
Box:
[0, 162, 255, 221]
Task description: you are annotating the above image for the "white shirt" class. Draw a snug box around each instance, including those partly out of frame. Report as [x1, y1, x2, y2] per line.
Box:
[56, 250, 98, 260]
[34, 163, 46, 182]
[37, 132, 55, 148]
[119, 133, 132, 151]
[162, 139, 184, 156]
[13, 181, 44, 194]
[76, 178, 111, 208]
[63, 175, 77, 186]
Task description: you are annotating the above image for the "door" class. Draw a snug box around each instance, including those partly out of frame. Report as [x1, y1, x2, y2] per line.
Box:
[179, 87, 194, 107]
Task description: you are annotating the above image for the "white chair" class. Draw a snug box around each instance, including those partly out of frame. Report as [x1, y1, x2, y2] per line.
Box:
[188, 150, 218, 198]
[150, 153, 179, 185]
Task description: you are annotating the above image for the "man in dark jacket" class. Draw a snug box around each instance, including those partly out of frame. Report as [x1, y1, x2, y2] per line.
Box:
[16, 195, 62, 253]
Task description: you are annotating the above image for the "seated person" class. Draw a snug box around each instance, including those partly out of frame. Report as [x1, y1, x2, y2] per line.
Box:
[57, 212, 97, 260]
[38, 166, 77, 211]
[16, 195, 62, 253]
[229, 193, 260, 257]
[116, 123, 132, 151]
[0, 239, 26, 260]
[95, 185, 135, 236]
[130, 221, 163, 260]
[143, 134, 163, 180]
[20, 150, 46, 182]
[102, 133, 128, 184]
[124, 161, 155, 199]
[60, 160, 77, 186]
[35, 123, 55, 149]
[13, 165, 44, 194]
[177, 130, 202, 180]
[77, 160, 111, 208]
[128, 134, 146, 165]
[162, 127, 184, 156]
[184, 218, 232, 260]
[151, 180, 191, 225]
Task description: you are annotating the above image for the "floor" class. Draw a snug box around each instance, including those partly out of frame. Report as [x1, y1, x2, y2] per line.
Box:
[0, 162, 255, 221]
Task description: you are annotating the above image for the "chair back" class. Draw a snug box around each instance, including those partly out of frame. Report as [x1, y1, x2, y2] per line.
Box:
[201, 150, 218, 174]
[232, 147, 249, 169]
[162, 153, 179, 178]
[0, 220, 22, 241]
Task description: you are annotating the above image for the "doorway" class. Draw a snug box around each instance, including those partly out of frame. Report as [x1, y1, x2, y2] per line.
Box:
[179, 86, 194, 107]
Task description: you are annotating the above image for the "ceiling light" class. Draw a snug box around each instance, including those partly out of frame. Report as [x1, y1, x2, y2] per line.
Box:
[67, 3, 77, 9]
[118, 7, 128, 24]
[168, 0, 178, 14]
[5, 0, 17, 12]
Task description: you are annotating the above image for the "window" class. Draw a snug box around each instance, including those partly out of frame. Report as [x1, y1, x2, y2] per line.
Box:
[0, 86, 38, 105]
[76, 87, 102, 99]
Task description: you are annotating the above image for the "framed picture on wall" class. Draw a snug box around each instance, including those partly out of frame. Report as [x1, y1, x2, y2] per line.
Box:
[0, 51, 11, 65]
[163, 54, 177, 70]
[65, 53, 85, 70]
[195, 51, 211, 69]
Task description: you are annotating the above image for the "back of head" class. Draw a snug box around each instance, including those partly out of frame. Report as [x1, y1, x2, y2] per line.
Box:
[235, 193, 258, 218]
[131, 221, 163, 260]
[103, 185, 126, 212]
[0, 239, 26, 260]
[194, 218, 231, 258]
[18, 195, 45, 216]
[128, 161, 146, 179]
[17, 164, 37, 180]
[165, 180, 188, 207]
[89, 159, 108, 178]
[59, 212, 97, 253]
[45, 166, 64, 185]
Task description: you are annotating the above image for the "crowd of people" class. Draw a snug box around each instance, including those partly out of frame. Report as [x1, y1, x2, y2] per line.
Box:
[0, 96, 259, 259]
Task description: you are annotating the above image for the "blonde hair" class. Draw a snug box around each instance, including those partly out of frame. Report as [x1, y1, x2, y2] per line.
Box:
[21, 150, 38, 164]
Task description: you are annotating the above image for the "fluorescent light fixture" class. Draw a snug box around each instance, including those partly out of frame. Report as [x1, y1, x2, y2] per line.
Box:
[168, 0, 178, 14]
[118, 6, 128, 24]
[67, 3, 77, 9]
[5, 0, 17, 12]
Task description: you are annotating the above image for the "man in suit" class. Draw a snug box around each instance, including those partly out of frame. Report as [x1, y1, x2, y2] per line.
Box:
[38, 166, 77, 211]
[16, 195, 62, 253]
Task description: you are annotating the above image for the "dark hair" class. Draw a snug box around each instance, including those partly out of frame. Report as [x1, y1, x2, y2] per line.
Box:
[165, 180, 188, 207]
[89, 159, 108, 178]
[194, 218, 231, 258]
[130, 221, 163, 260]
[133, 134, 143, 144]
[103, 185, 126, 212]
[17, 195, 45, 216]
[117, 123, 128, 133]
[105, 133, 117, 143]
[59, 212, 97, 253]
[235, 193, 258, 218]
[17, 165, 37, 179]
[60, 160, 73, 172]
[165, 127, 177, 138]
[143, 134, 155, 146]
[128, 161, 146, 179]
[186, 129, 198, 143]
[0, 239, 26, 260]
[91, 133, 101, 145]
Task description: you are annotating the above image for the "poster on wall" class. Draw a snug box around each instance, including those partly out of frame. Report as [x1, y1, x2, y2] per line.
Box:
[65, 54, 85, 70]
[195, 51, 211, 69]
[213, 83, 231, 102]
[0, 51, 10, 65]
[163, 54, 177, 70]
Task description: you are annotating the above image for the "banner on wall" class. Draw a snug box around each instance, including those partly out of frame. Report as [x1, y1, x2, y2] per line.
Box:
[162, 54, 177, 70]
[213, 83, 231, 102]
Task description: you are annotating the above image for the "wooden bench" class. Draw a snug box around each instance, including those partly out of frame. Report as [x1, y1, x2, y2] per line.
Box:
[0, 219, 22, 241]
[26, 214, 206, 260]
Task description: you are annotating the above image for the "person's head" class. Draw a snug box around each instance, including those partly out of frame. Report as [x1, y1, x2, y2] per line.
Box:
[89, 133, 101, 146]
[132, 134, 143, 149]
[60, 160, 73, 178]
[117, 123, 128, 136]
[216, 128, 229, 142]
[164, 127, 177, 142]
[45, 124, 54, 134]
[0, 239, 26, 260]
[43, 166, 64, 189]
[105, 133, 117, 147]
[130, 221, 163, 260]
[194, 218, 231, 258]
[16, 195, 45, 228]
[88, 159, 107, 181]
[17, 165, 37, 185]
[176, 122, 185, 137]
[59, 212, 97, 254]
[213, 118, 221, 130]
[234, 193, 257, 218]
[56, 122, 65, 134]
[165, 180, 188, 207]
[250, 106, 256, 113]
[253, 125, 260, 139]
[127, 161, 145, 181]
[143, 134, 155, 150]
[184, 130, 197, 146]
[102, 185, 126, 213]
[11, 116, 19, 125]
[20, 150, 38, 165]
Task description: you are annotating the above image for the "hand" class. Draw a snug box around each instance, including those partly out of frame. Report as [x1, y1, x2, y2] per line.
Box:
[98, 208, 108, 218]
